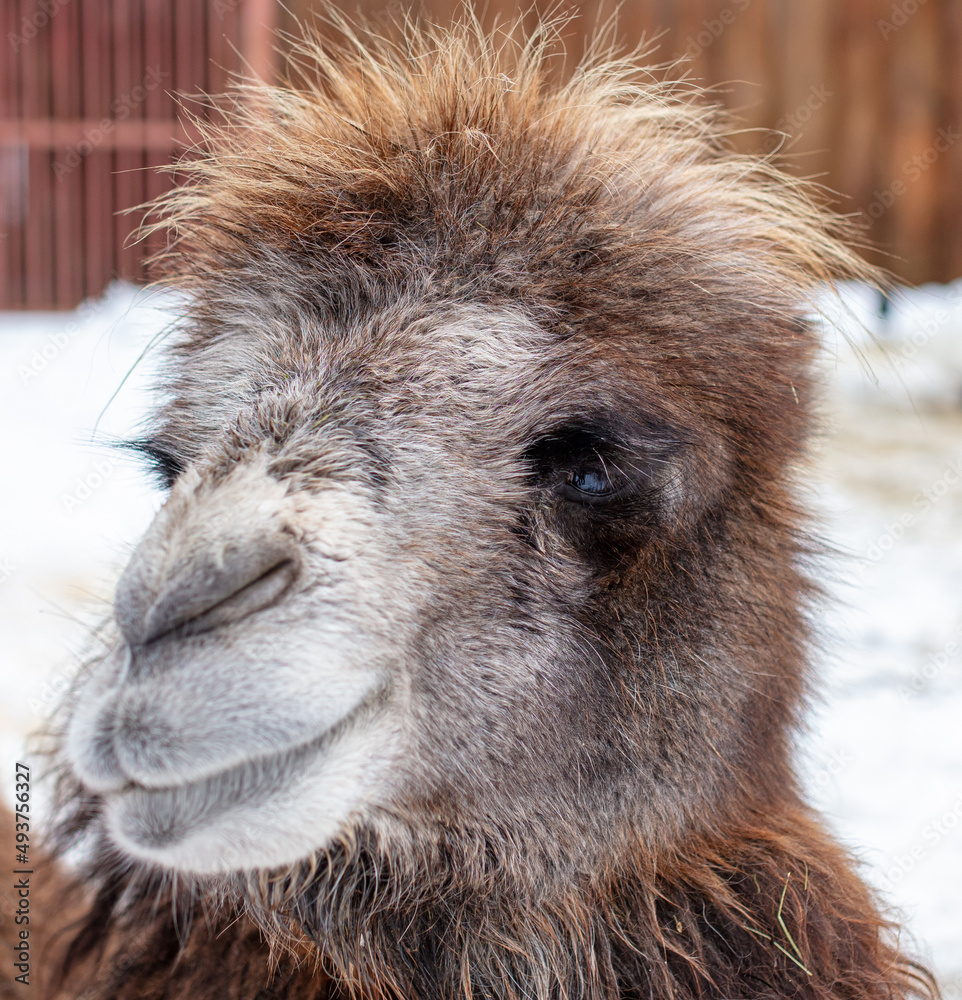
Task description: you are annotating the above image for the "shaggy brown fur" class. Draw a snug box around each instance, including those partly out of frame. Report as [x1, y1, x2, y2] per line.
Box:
[0, 802, 321, 999]
[29, 14, 938, 1000]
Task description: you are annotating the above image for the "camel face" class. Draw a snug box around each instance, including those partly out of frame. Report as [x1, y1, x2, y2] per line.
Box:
[60, 269, 768, 883]
[64, 302, 707, 874]
[57, 118, 822, 881]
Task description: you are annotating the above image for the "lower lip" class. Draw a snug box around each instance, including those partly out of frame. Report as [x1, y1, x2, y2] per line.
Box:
[107, 728, 333, 852]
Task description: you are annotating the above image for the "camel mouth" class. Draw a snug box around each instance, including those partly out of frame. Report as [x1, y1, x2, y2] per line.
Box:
[115, 723, 334, 801]
[107, 726, 334, 848]
[98, 690, 390, 874]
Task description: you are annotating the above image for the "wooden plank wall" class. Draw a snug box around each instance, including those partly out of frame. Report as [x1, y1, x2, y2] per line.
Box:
[0, 0, 264, 309]
[307, 0, 961, 285]
[2, 0, 961, 308]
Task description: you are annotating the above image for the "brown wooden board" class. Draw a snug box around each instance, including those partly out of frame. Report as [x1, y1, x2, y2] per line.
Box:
[2, 0, 961, 309]
[942, 0, 962, 280]
[142, 0, 176, 280]
[1, 0, 25, 308]
[50, 0, 84, 306]
[112, 0, 146, 286]
[21, 0, 55, 308]
[80, 1, 113, 302]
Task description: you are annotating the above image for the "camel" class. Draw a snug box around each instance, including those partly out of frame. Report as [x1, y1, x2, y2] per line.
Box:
[16, 16, 938, 1000]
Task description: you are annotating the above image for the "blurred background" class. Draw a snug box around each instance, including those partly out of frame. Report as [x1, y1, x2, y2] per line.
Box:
[1, 0, 960, 987]
[2, 0, 962, 305]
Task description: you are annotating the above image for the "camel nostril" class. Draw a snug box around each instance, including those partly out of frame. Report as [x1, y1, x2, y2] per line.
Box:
[176, 557, 299, 640]
[117, 534, 301, 648]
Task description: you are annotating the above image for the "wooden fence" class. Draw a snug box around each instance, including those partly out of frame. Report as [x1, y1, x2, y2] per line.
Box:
[0, 0, 276, 309]
[2, 0, 961, 309]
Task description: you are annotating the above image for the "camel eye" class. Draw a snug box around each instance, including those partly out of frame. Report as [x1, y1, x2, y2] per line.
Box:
[560, 455, 631, 506]
[526, 424, 634, 507]
[569, 467, 614, 497]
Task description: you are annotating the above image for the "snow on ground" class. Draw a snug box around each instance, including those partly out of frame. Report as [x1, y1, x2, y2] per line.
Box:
[1, 282, 960, 984]
[0, 284, 169, 770]
[805, 280, 962, 987]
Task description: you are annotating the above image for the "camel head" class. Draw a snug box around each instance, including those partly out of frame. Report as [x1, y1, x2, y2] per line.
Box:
[52, 20, 929, 1000]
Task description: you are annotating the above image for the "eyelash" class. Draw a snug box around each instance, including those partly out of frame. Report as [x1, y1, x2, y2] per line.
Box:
[125, 438, 186, 490]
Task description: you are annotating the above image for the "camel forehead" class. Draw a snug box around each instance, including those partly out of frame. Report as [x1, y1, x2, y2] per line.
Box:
[191, 301, 580, 427]
[336, 305, 553, 388]
[156, 299, 617, 488]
